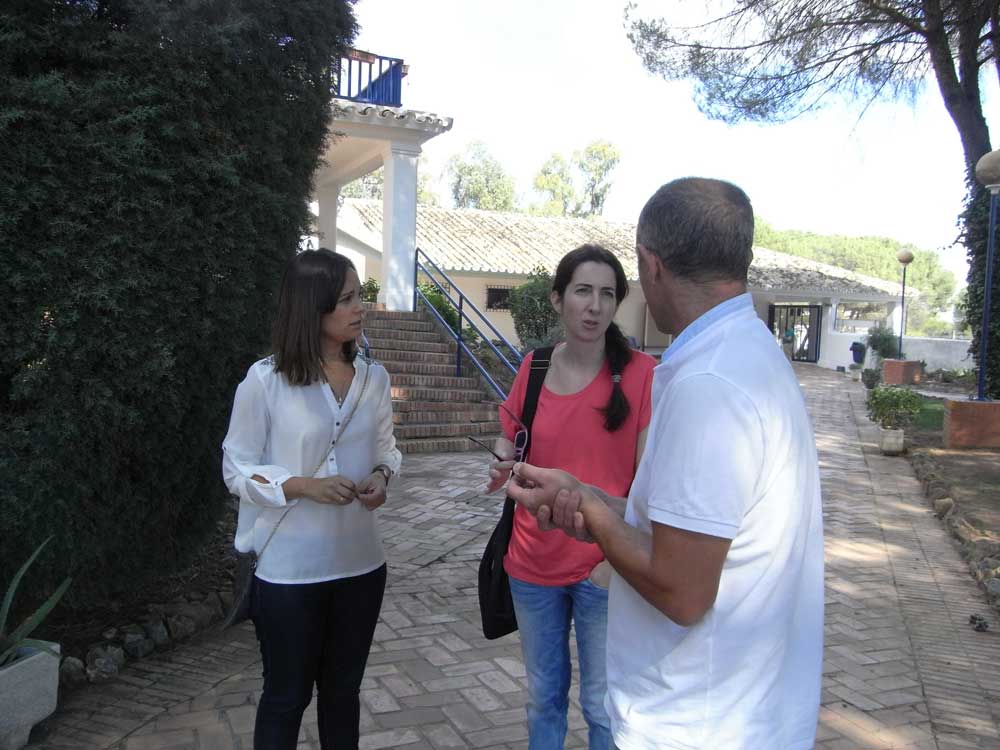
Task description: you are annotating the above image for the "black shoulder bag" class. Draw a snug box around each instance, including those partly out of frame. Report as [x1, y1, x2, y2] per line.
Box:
[477, 346, 553, 640]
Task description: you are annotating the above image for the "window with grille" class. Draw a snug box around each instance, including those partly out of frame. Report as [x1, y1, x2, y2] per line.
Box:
[486, 286, 512, 311]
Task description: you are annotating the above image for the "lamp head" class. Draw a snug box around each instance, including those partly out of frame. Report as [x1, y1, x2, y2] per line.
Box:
[896, 249, 914, 266]
[975, 149, 1000, 190]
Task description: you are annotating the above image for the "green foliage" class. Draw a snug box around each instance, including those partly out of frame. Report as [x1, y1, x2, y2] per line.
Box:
[1, 537, 71, 667]
[447, 142, 516, 211]
[340, 160, 439, 206]
[531, 140, 621, 217]
[0, 0, 357, 604]
[508, 268, 561, 352]
[960, 181, 1000, 398]
[418, 282, 459, 333]
[861, 368, 881, 390]
[866, 326, 900, 361]
[359, 278, 380, 304]
[755, 219, 957, 320]
[341, 170, 384, 200]
[866, 386, 922, 430]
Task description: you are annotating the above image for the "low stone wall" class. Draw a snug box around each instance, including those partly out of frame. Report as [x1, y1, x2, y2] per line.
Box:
[819, 332, 973, 373]
[901, 337, 974, 372]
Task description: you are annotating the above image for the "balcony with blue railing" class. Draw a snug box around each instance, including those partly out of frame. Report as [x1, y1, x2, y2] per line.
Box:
[335, 48, 406, 108]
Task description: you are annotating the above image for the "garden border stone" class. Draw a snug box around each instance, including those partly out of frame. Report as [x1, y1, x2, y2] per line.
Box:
[909, 450, 1000, 614]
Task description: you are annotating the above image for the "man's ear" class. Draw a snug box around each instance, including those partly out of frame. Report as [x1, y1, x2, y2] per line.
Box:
[637, 244, 663, 283]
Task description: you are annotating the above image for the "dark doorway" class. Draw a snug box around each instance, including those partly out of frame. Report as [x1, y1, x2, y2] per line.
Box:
[768, 304, 822, 363]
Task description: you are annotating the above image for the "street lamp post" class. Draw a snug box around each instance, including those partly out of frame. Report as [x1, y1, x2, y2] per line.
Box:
[896, 249, 914, 359]
[974, 151, 1000, 401]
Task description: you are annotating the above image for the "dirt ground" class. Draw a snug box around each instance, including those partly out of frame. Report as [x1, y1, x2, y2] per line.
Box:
[908, 395, 1000, 562]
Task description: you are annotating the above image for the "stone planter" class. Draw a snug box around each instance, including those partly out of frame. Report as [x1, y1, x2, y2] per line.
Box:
[0, 643, 60, 750]
[879, 427, 905, 456]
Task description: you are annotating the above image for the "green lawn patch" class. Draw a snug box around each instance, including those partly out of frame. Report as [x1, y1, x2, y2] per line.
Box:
[915, 396, 944, 431]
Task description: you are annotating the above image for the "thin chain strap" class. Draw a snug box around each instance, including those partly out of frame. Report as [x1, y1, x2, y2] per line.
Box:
[256, 358, 372, 560]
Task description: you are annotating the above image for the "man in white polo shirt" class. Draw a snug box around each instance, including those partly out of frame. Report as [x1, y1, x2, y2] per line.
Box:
[507, 177, 823, 749]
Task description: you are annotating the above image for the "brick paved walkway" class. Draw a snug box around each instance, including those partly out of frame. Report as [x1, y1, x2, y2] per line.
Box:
[27, 366, 1000, 750]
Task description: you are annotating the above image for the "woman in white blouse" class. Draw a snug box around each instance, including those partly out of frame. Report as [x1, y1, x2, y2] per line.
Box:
[222, 248, 401, 750]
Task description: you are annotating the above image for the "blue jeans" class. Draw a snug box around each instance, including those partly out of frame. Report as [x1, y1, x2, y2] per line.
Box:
[509, 575, 611, 750]
[252, 565, 387, 750]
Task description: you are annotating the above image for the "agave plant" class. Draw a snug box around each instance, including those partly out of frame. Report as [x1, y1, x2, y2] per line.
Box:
[0, 537, 72, 667]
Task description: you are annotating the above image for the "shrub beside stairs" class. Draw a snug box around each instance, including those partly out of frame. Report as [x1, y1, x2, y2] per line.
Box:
[364, 307, 503, 454]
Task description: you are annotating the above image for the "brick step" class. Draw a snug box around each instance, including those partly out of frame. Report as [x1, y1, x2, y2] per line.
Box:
[394, 421, 501, 440]
[370, 348, 455, 365]
[363, 318, 436, 333]
[397, 436, 501, 455]
[389, 373, 479, 389]
[391, 401, 494, 416]
[364, 309, 429, 322]
[365, 329, 445, 344]
[374, 338, 453, 354]
[380, 360, 462, 377]
[390, 385, 487, 402]
[393, 411, 496, 426]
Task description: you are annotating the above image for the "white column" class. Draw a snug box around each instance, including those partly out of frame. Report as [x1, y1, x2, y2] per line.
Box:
[315, 184, 341, 251]
[381, 142, 420, 311]
[827, 297, 840, 334]
[888, 301, 902, 334]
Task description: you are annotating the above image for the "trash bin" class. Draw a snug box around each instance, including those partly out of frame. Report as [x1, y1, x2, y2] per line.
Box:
[849, 342, 866, 364]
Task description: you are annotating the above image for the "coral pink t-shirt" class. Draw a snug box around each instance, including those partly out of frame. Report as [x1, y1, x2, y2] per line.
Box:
[501, 348, 656, 586]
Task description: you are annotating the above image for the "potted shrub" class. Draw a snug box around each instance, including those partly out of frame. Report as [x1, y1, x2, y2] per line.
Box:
[866, 386, 922, 455]
[0, 537, 72, 750]
[861, 368, 881, 390]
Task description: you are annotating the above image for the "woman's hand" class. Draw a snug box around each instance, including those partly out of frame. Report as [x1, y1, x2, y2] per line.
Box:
[356, 472, 387, 511]
[301, 475, 357, 506]
[486, 460, 516, 494]
[484, 437, 516, 493]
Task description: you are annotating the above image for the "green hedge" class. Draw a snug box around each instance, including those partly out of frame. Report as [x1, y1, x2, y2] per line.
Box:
[0, 0, 357, 604]
[961, 180, 1000, 398]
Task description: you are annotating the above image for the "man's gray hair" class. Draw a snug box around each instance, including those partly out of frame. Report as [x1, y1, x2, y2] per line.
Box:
[637, 178, 754, 283]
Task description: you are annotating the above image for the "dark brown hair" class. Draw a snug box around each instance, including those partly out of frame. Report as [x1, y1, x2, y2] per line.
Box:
[637, 177, 754, 282]
[551, 244, 633, 431]
[271, 248, 356, 385]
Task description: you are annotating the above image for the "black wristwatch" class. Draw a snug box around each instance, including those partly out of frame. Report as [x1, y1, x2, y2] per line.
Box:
[373, 464, 392, 485]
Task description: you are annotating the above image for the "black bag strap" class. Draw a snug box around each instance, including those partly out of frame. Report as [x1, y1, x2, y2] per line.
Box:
[519, 346, 553, 458]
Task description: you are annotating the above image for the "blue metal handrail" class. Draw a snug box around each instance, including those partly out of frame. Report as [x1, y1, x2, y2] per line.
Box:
[335, 49, 405, 107]
[413, 248, 523, 399]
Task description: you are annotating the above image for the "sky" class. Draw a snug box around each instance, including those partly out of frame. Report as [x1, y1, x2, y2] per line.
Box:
[351, 0, 1000, 285]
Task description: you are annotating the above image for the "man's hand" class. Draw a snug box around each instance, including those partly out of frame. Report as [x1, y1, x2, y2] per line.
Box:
[505, 463, 581, 516]
[356, 472, 387, 511]
[537, 489, 594, 542]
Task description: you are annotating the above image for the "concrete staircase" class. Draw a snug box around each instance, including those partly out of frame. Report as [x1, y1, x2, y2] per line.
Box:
[364, 308, 503, 454]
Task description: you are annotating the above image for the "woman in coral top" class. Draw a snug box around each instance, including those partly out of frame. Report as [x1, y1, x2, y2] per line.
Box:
[486, 244, 655, 750]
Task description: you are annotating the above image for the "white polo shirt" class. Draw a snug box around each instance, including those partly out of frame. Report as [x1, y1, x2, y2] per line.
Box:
[606, 295, 824, 750]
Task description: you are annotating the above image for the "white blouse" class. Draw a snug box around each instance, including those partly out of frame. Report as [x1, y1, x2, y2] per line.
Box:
[222, 353, 402, 584]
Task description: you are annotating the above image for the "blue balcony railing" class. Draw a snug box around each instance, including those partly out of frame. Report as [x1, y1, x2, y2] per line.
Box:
[335, 49, 405, 107]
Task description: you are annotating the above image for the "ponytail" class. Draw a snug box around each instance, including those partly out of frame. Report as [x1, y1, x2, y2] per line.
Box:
[602, 322, 633, 431]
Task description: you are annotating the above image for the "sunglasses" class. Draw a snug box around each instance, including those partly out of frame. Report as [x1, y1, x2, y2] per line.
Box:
[466, 401, 529, 462]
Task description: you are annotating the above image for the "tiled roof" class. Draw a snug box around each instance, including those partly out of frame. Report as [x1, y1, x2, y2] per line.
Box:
[339, 200, 901, 300]
[331, 102, 453, 132]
